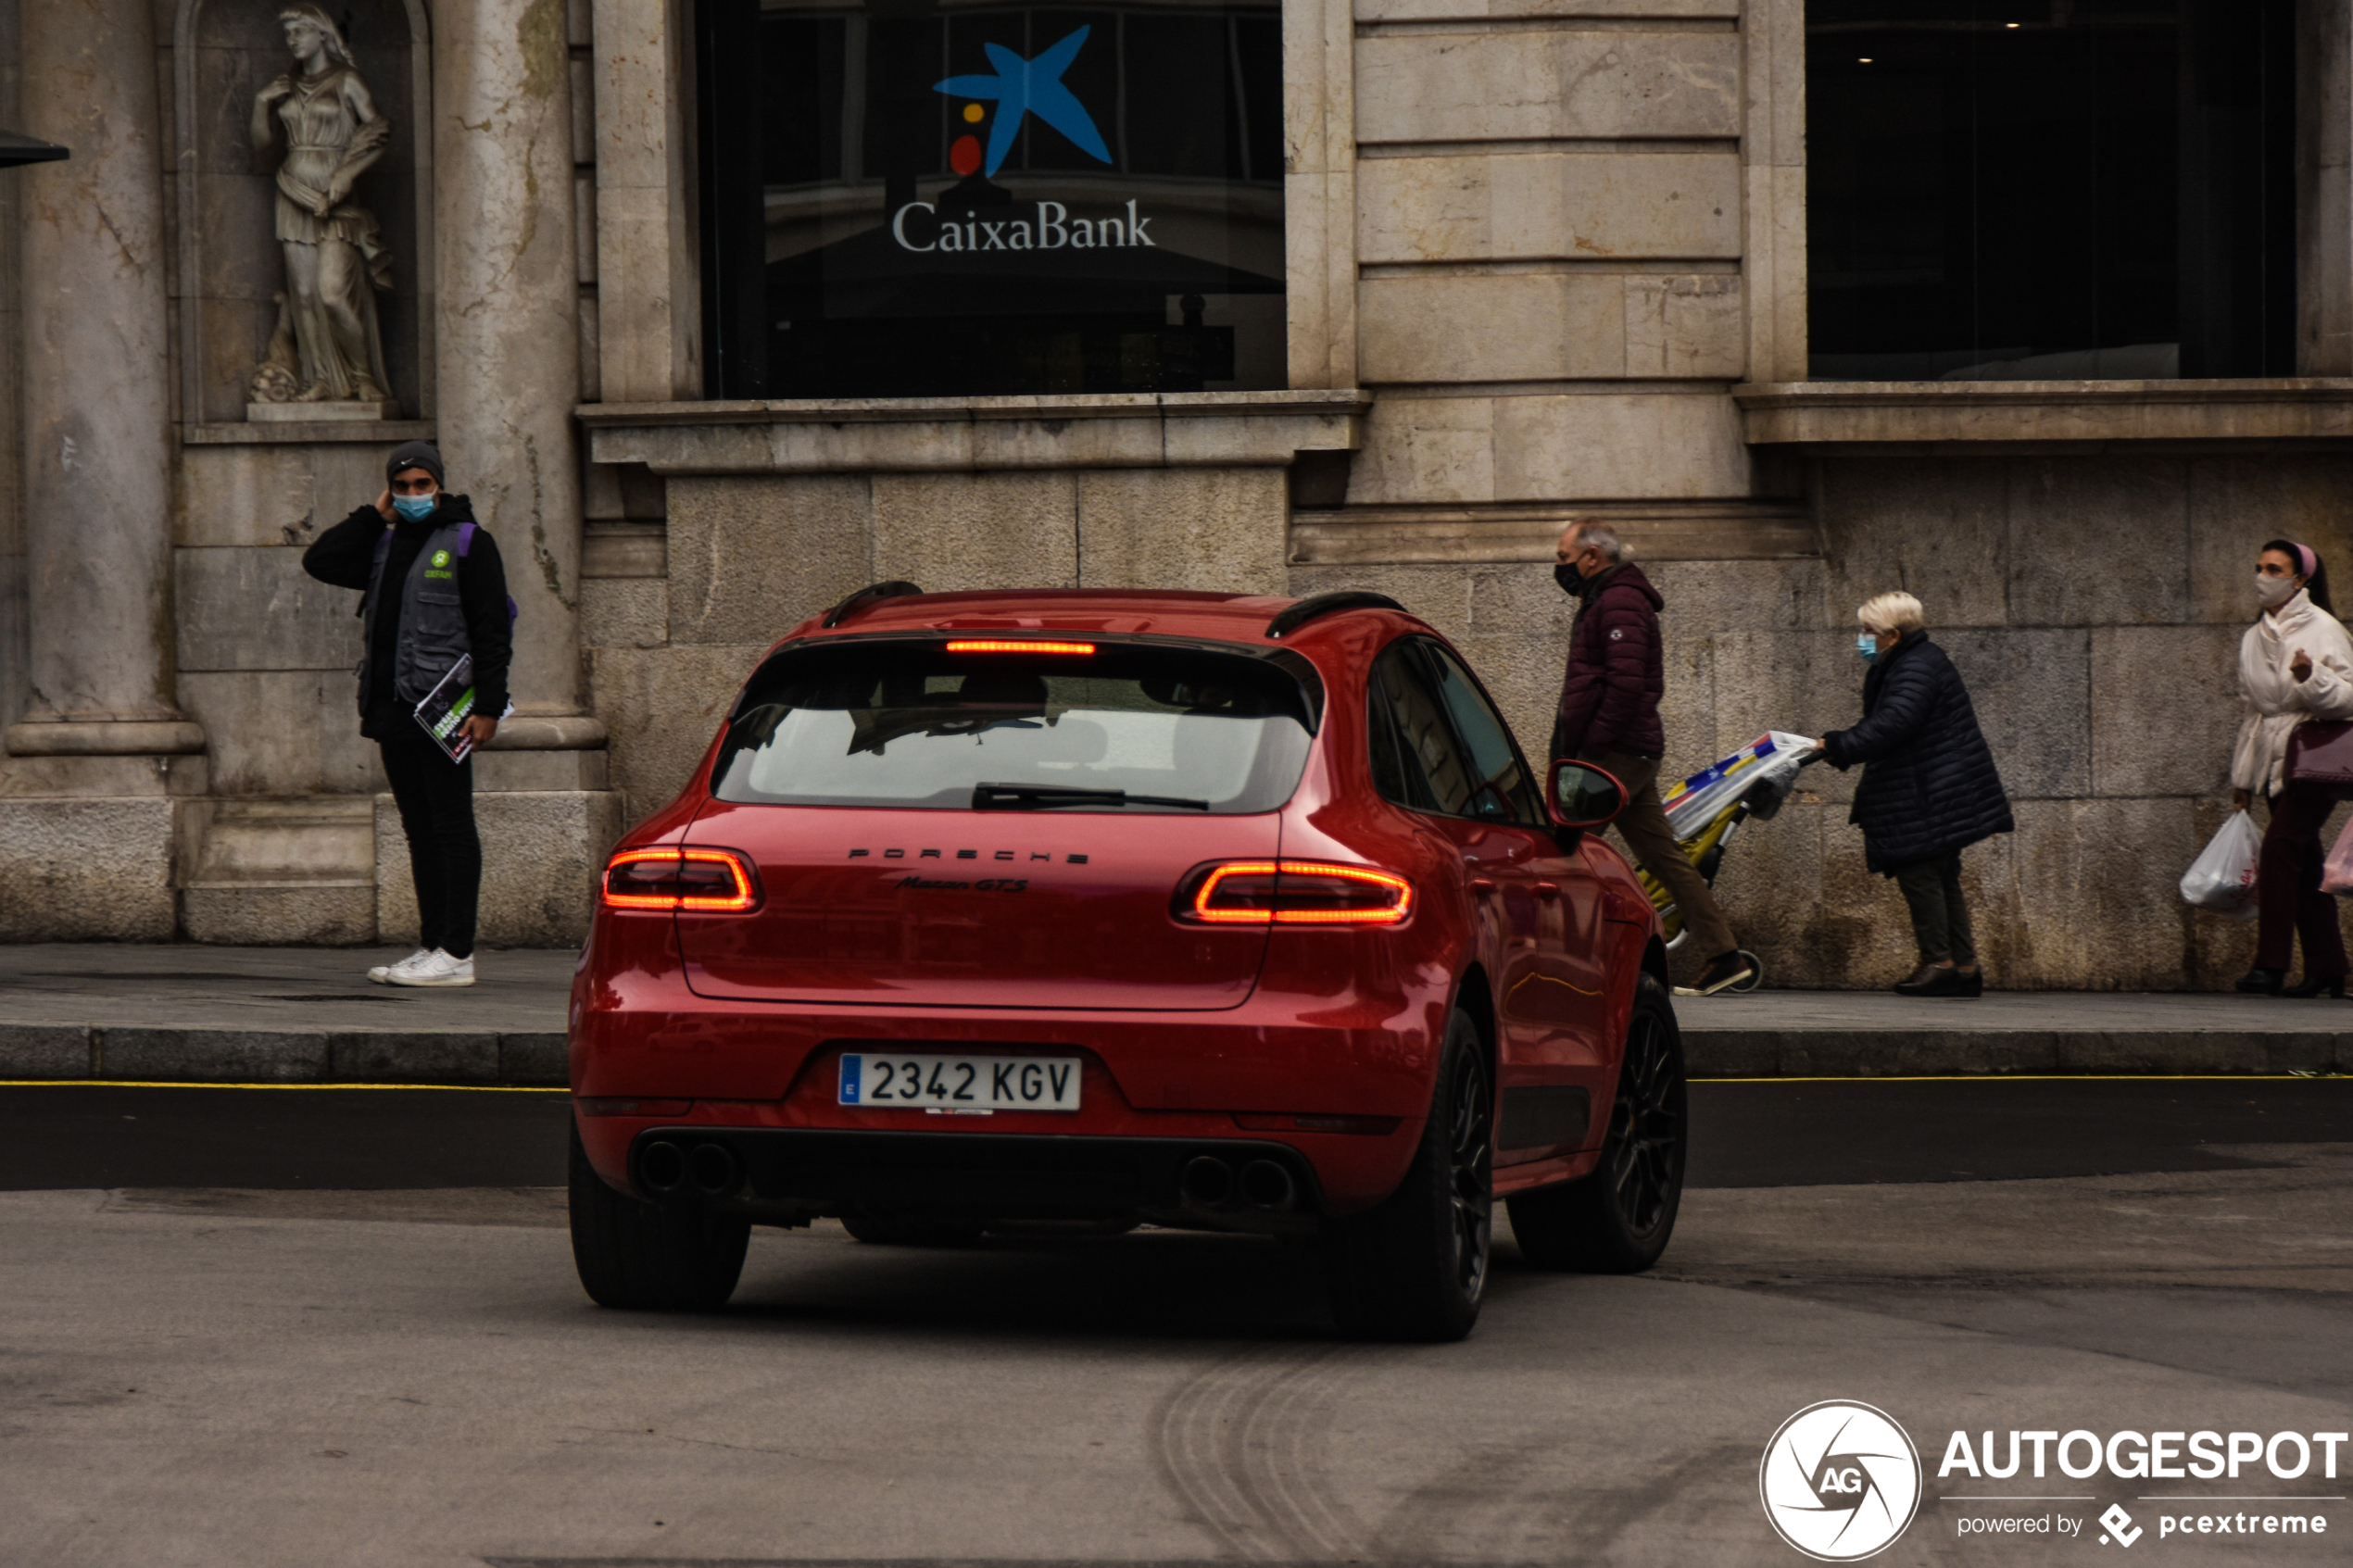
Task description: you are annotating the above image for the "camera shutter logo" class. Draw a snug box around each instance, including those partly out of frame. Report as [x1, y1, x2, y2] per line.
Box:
[1759, 1400, 1922, 1561]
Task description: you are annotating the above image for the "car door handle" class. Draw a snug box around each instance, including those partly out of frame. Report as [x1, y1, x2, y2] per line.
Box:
[1468, 877, 1497, 897]
[1534, 881, 1561, 899]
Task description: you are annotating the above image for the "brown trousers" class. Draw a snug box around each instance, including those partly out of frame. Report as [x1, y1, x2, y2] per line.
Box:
[1580, 748, 1738, 960]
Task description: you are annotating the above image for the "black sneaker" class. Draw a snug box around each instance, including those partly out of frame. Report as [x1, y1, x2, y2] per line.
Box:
[1688, 950, 1758, 997]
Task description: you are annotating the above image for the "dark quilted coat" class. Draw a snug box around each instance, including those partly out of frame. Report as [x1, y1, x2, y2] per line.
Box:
[1823, 633, 2015, 874]
[1551, 564, 1667, 759]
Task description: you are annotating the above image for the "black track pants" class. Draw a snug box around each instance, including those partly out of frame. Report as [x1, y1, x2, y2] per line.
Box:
[380, 735, 480, 960]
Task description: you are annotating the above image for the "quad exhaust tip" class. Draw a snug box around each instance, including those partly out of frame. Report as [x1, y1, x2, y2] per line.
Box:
[1180, 1154, 1298, 1212]
[638, 1139, 738, 1198]
[686, 1142, 740, 1197]
[1239, 1159, 1296, 1211]
[639, 1140, 686, 1195]
[1179, 1155, 1234, 1208]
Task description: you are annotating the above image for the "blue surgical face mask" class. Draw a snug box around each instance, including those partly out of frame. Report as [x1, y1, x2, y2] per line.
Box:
[392, 494, 437, 521]
[1856, 633, 1880, 663]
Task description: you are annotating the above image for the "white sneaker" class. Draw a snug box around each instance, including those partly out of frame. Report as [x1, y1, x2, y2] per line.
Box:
[368, 947, 432, 985]
[385, 948, 475, 987]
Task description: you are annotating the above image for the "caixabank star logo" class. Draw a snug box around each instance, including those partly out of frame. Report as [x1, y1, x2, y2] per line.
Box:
[1761, 1400, 1925, 1561]
[934, 26, 1110, 180]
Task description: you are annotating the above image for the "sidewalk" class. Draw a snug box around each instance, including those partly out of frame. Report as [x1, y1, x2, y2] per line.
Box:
[0, 945, 2344, 1085]
[0, 945, 571, 1085]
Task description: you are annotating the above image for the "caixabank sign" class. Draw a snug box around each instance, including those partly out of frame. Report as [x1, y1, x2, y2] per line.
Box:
[890, 28, 1160, 254]
[726, 1, 1284, 398]
[1761, 1401, 2347, 1559]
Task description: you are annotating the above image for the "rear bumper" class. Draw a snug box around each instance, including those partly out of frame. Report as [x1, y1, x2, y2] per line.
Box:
[627, 1126, 1327, 1235]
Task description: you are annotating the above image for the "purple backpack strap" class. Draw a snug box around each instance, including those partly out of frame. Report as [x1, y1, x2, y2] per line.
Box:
[449, 521, 520, 626]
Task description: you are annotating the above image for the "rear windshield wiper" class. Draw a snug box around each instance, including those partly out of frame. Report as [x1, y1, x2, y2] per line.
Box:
[972, 783, 1210, 811]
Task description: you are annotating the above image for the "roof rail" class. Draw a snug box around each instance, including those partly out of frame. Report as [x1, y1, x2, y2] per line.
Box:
[822, 580, 925, 629]
[1264, 590, 1405, 640]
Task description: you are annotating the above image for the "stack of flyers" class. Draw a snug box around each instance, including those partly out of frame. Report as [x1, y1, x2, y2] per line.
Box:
[414, 655, 478, 762]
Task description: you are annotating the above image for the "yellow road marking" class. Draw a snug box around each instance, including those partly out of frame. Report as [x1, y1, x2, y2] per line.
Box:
[1692, 1073, 2339, 1084]
[0, 1080, 566, 1093]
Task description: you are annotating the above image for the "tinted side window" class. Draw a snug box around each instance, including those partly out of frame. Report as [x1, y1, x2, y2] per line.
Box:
[1369, 643, 1477, 816]
[1425, 644, 1545, 827]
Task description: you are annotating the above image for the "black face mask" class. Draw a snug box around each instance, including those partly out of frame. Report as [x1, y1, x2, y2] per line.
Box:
[1554, 563, 1587, 597]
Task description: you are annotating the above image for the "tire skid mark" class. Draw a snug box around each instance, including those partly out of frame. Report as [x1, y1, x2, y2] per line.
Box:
[1148, 1342, 1371, 1561]
[1371, 1431, 1753, 1562]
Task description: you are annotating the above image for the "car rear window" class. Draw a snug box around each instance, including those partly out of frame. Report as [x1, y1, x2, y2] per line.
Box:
[711, 641, 1315, 813]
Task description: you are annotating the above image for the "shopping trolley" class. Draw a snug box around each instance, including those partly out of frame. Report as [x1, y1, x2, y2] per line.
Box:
[1635, 731, 1821, 992]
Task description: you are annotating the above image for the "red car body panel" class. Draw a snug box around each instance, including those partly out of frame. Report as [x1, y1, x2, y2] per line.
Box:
[571, 588, 1664, 1224]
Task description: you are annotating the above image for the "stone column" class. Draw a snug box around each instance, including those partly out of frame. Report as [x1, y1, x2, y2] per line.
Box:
[410, 0, 620, 948]
[434, 0, 594, 733]
[8, 0, 201, 758]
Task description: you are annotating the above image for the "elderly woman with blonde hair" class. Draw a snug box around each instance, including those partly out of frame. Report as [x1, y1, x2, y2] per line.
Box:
[1815, 591, 2015, 997]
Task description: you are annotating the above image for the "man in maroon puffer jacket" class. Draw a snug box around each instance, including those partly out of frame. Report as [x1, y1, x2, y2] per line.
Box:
[1552, 521, 1754, 996]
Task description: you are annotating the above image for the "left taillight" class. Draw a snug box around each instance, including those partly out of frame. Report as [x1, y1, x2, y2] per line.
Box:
[1176, 859, 1414, 926]
[601, 847, 761, 913]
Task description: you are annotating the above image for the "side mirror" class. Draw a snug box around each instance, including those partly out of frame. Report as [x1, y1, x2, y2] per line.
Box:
[1548, 759, 1628, 831]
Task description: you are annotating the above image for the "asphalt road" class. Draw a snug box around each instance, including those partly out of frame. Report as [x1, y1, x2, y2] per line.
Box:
[2, 1077, 2346, 1190]
[4, 1079, 2348, 1566]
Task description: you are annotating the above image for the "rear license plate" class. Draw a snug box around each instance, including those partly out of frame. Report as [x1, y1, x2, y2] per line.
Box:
[838, 1052, 1082, 1112]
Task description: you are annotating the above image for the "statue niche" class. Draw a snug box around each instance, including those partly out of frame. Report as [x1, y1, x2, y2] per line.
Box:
[246, 3, 395, 417]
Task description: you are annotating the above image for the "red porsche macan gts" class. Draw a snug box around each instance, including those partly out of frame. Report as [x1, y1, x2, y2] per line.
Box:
[567, 583, 1687, 1340]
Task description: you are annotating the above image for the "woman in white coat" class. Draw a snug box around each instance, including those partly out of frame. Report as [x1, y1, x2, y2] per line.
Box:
[2232, 540, 2353, 996]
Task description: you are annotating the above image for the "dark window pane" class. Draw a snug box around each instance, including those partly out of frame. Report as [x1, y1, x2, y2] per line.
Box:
[702, 0, 1284, 398]
[1807, 0, 2295, 381]
[1424, 643, 1542, 826]
[1371, 644, 1477, 819]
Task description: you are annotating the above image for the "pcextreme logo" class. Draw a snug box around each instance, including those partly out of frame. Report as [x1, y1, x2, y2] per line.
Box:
[1760, 1400, 1925, 1562]
[889, 26, 1160, 255]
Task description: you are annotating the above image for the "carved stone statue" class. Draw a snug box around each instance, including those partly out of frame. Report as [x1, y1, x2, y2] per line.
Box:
[248, 4, 394, 412]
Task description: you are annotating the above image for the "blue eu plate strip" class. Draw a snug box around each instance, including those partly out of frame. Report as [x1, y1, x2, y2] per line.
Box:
[838, 1053, 863, 1104]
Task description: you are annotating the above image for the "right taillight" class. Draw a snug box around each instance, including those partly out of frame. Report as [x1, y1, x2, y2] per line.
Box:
[1177, 859, 1413, 926]
[602, 847, 761, 912]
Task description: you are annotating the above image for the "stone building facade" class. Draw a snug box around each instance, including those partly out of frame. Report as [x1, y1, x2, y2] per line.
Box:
[0, 0, 2347, 987]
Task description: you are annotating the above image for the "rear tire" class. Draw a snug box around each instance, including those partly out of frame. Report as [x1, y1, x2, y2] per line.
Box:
[1507, 972, 1685, 1273]
[568, 1122, 750, 1310]
[1321, 1008, 1491, 1342]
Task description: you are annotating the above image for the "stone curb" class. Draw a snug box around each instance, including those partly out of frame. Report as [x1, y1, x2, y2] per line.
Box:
[1, 1023, 2344, 1085]
[1684, 1030, 2349, 1078]
[0, 1025, 568, 1086]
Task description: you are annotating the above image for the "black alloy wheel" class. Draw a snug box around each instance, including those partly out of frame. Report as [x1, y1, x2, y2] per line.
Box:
[1322, 1008, 1492, 1342]
[1506, 971, 1686, 1273]
[1441, 1036, 1495, 1301]
[1604, 984, 1683, 1236]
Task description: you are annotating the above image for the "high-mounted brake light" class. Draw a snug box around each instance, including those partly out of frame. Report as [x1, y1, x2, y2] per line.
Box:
[944, 639, 1097, 656]
[1181, 860, 1414, 926]
[602, 847, 761, 912]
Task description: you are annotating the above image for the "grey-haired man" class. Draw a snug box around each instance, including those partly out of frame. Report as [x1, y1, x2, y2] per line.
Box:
[1553, 520, 1753, 996]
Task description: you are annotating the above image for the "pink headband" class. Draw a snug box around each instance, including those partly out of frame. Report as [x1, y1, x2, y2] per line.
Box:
[2296, 543, 2320, 581]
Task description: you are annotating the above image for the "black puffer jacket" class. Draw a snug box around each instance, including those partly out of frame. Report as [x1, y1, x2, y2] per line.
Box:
[1551, 564, 1667, 759]
[1822, 633, 2014, 874]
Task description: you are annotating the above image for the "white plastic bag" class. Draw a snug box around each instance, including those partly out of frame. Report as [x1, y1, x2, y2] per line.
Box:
[2322, 816, 2353, 895]
[1661, 731, 1819, 842]
[2180, 811, 2261, 919]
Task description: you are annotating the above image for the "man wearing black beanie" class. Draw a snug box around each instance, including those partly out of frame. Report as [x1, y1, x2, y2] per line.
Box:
[301, 441, 514, 986]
